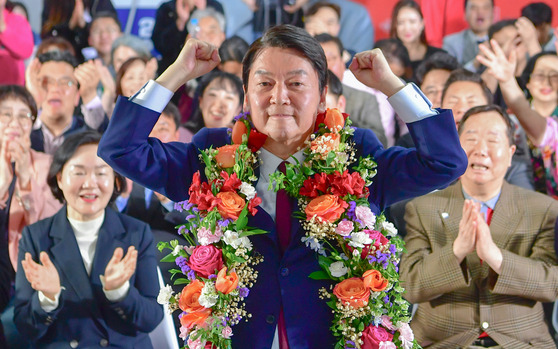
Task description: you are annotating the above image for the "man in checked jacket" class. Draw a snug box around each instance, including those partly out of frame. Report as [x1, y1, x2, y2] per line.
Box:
[401, 104, 558, 349]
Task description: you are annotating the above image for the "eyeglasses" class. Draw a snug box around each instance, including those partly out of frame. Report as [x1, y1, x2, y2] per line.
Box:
[38, 76, 77, 92]
[530, 73, 558, 86]
[0, 110, 34, 126]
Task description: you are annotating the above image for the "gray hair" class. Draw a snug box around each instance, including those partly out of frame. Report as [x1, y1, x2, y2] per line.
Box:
[187, 8, 226, 34]
[110, 34, 153, 64]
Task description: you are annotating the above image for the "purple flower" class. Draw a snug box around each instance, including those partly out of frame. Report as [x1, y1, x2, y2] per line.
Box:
[208, 274, 217, 279]
[185, 214, 196, 221]
[174, 202, 184, 212]
[177, 226, 188, 236]
[238, 287, 249, 298]
[175, 256, 188, 268]
[389, 244, 396, 254]
[383, 295, 390, 304]
[218, 219, 232, 228]
[187, 269, 196, 280]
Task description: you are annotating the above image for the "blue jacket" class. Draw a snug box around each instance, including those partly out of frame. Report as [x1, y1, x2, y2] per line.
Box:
[98, 97, 467, 348]
[14, 207, 163, 349]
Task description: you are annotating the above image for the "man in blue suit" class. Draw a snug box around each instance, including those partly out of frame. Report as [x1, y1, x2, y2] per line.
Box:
[98, 24, 467, 348]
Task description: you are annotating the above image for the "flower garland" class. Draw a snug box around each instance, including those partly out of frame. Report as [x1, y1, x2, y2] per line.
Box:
[157, 108, 420, 349]
[156, 116, 267, 349]
[269, 109, 421, 349]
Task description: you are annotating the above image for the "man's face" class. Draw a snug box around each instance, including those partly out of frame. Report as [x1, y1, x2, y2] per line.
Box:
[325, 92, 345, 112]
[442, 80, 488, 127]
[244, 47, 326, 147]
[492, 25, 527, 60]
[465, 0, 493, 35]
[88, 17, 122, 59]
[38, 61, 80, 123]
[149, 114, 179, 143]
[421, 69, 451, 108]
[197, 16, 225, 48]
[320, 41, 345, 81]
[460, 111, 515, 193]
[304, 7, 340, 37]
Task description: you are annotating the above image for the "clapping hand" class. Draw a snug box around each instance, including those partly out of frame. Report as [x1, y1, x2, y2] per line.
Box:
[21, 252, 61, 301]
[6, 136, 32, 189]
[349, 49, 404, 97]
[476, 39, 517, 83]
[75, 60, 101, 105]
[102, 246, 137, 291]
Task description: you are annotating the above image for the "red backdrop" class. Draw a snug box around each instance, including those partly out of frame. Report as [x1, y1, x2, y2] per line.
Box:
[351, 0, 558, 47]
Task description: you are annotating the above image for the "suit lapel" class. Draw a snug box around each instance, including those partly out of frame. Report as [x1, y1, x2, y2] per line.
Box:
[49, 207, 95, 302]
[488, 182, 522, 250]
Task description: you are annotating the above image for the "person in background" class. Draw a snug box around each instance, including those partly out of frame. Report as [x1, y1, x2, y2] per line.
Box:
[151, 0, 224, 75]
[304, 2, 341, 40]
[390, 0, 444, 81]
[186, 7, 226, 48]
[115, 57, 157, 100]
[315, 33, 387, 146]
[324, 70, 345, 112]
[41, 0, 117, 63]
[86, 12, 122, 66]
[521, 2, 556, 53]
[218, 35, 249, 79]
[0, 0, 33, 85]
[400, 104, 558, 348]
[111, 35, 153, 75]
[183, 70, 243, 139]
[14, 130, 163, 348]
[442, 0, 493, 69]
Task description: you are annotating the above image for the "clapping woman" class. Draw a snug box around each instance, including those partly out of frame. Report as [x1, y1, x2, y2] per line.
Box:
[14, 131, 163, 348]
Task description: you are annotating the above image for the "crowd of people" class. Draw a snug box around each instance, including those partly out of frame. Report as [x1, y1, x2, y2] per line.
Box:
[0, 0, 557, 348]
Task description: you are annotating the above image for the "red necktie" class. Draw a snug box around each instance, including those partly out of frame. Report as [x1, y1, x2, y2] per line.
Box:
[485, 207, 493, 225]
[276, 161, 290, 349]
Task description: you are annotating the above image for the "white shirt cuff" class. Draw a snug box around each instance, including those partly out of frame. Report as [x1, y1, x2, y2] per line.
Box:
[100, 275, 130, 302]
[38, 289, 61, 312]
[388, 83, 438, 123]
[129, 80, 174, 113]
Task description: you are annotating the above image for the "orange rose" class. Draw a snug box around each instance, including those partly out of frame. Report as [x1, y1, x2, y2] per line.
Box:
[215, 267, 239, 294]
[232, 120, 248, 144]
[305, 194, 348, 223]
[310, 133, 340, 154]
[324, 108, 344, 133]
[180, 308, 212, 329]
[333, 277, 370, 308]
[362, 269, 389, 292]
[215, 144, 240, 168]
[216, 191, 245, 220]
[178, 279, 205, 313]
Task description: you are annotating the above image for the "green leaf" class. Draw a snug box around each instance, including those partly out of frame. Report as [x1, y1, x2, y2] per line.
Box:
[326, 298, 337, 309]
[238, 229, 268, 237]
[235, 206, 249, 230]
[174, 278, 190, 285]
[157, 241, 171, 252]
[325, 151, 336, 166]
[308, 270, 331, 280]
[358, 321, 365, 332]
[160, 253, 177, 263]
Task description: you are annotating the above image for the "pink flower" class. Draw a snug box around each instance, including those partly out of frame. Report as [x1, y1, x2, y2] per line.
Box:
[361, 325, 393, 349]
[335, 220, 354, 236]
[355, 206, 376, 228]
[381, 315, 396, 331]
[399, 323, 414, 349]
[222, 325, 233, 339]
[197, 226, 223, 246]
[179, 326, 189, 341]
[379, 342, 396, 349]
[187, 331, 206, 349]
[187, 245, 224, 278]
[366, 230, 389, 248]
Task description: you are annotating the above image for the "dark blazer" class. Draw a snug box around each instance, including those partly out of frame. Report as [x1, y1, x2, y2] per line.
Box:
[98, 97, 467, 348]
[122, 183, 179, 233]
[14, 207, 163, 349]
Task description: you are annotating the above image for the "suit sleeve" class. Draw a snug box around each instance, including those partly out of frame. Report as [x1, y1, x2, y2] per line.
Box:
[366, 108, 468, 209]
[490, 202, 558, 302]
[14, 226, 65, 340]
[400, 199, 470, 303]
[105, 224, 164, 333]
[98, 96, 204, 202]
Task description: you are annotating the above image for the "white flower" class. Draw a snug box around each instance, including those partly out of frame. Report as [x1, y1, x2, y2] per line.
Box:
[171, 244, 183, 256]
[381, 221, 398, 237]
[379, 341, 396, 349]
[240, 182, 257, 200]
[348, 231, 372, 248]
[198, 282, 218, 308]
[157, 284, 174, 305]
[223, 230, 253, 251]
[329, 261, 348, 277]
[301, 236, 326, 256]
[355, 206, 376, 229]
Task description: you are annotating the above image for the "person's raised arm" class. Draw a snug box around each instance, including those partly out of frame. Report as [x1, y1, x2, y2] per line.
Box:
[477, 39, 547, 145]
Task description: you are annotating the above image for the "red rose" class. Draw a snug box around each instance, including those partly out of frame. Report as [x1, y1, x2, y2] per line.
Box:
[187, 245, 224, 278]
[330, 170, 367, 198]
[248, 194, 262, 216]
[361, 325, 394, 349]
[299, 173, 329, 198]
[221, 171, 242, 192]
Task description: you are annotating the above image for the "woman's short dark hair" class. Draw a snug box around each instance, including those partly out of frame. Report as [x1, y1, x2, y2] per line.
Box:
[219, 36, 250, 64]
[458, 104, 514, 145]
[242, 24, 327, 95]
[390, 0, 427, 45]
[415, 51, 460, 86]
[488, 19, 516, 40]
[374, 38, 411, 68]
[0, 85, 38, 124]
[441, 68, 493, 105]
[520, 52, 558, 98]
[326, 70, 343, 97]
[115, 57, 149, 98]
[186, 71, 243, 133]
[47, 131, 126, 203]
